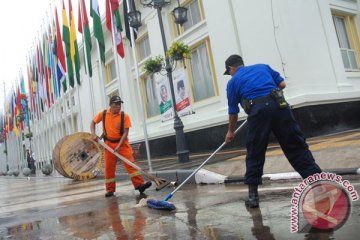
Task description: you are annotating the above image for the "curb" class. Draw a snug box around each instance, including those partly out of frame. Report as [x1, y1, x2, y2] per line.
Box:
[99, 167, 360, 185]
[8, 168, 358, 184]
[224, 168, 360, 183]
[101, 169, 197, 184]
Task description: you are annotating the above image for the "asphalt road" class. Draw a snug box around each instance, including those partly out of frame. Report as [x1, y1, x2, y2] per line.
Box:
[1, 174, 359, 239]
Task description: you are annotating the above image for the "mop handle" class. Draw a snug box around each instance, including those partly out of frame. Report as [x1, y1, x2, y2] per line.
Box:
[164, 120, 247, 201]
[97, 139, 156, 181]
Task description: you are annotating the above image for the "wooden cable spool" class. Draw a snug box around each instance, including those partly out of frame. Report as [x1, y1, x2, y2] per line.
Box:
[53, 132, 103, 180]
[52, 135, 70, 178]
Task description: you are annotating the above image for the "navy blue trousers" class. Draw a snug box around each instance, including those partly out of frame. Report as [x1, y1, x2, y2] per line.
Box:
[244, 99, 322, 185]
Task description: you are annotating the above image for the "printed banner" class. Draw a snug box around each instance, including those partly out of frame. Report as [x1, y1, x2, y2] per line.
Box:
[157, 76, 174, 122]
[156, 68, 193, 122]
[172, 68, 193, 117]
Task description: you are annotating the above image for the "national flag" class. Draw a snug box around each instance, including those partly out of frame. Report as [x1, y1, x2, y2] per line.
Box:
[78, 0, 92, 77]
[43, 35, 50, 107]
[13, 88, 21, 136]
[46, 31, 55, 104]
[51, 19, 60, 99]
[16, 86, 22, 112]
[20, 71, 26, 94]
[26, 62, 34, 112]
[123, 0, 138, 44]
[62, 0, 74, 88]
[90, 0, 106, 64]
[69, 0, 81, 85]
[46, 23, 56, 103]
[55, 7, 67, 92]
[106, 0, 124, 58]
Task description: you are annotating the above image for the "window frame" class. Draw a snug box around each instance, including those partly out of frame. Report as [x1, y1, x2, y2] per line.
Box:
[136, 33, 151, 63]
[332, 11, 360, 71]
[104, 59, 117, 84]
[172, 0, 205, 37]
[184, 38, 218, 103]
[141, 74, 161, 119]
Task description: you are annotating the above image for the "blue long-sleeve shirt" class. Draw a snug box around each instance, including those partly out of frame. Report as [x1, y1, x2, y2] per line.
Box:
[226, 64, 284, 114]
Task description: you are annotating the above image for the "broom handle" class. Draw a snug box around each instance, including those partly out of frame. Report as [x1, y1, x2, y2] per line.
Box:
[164, 120, 247, 201]
[97, 140, 156, 181]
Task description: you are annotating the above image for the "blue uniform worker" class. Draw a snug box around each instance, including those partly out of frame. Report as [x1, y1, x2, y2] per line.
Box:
[224, 54, 322, 208]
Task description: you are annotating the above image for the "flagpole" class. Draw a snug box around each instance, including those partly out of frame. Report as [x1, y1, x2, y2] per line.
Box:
[125, 0, 152, 171]
[50, 1, 65, 143]
[108, 0, 124, 103]
[25, 54, 34, 156]
[67, 0, 84, 132]
[47, 4, 61, 150]
[3, 82, 9, 172]
[43, 16, 56, 163]
[31, 43, 40, 121]
[61, 0, 75, 134]
[90, 0, 107, 108]
[35, 32, 45, 165]
[17, 73, 26, 169]
[14, 78, 22, 170]
[45, 9, 58, 149]
[79, 0, 95, 117]
[96, 41, 107, 108]
[41, 21, 52, 165]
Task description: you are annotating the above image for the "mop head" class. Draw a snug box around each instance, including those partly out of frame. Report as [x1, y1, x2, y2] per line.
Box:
[147, 199, 176, 211]
[135, 198, 148, 208]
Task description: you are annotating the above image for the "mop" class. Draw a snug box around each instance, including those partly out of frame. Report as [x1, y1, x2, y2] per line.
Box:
[147, 120, 248, 211]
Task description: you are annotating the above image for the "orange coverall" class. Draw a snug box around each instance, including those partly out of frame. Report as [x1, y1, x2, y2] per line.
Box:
[93, 109, 144, 193]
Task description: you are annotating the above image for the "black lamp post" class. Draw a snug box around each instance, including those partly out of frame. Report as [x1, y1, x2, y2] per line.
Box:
[129, 0, 189, 163]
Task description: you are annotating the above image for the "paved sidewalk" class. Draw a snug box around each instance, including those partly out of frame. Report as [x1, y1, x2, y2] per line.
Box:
[126, 128, 360, 183]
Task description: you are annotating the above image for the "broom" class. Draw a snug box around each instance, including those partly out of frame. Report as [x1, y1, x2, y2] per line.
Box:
[147, 120, 248, 211]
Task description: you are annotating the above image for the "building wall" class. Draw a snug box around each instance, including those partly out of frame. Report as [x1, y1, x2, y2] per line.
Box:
[5, 0, 360, 170]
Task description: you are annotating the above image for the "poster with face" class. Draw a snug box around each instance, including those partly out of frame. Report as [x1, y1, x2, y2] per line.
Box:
[156, 76, 174, 122]
[172, 68, 193, 117]
[155, 68, 193, 122]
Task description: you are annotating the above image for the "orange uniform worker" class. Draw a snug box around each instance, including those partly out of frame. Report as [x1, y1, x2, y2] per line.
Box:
[90, 95, 151, 197]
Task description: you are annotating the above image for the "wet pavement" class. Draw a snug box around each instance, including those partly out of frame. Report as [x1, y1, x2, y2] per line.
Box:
[130, 128, 360, 177]
[1, 175, 359, 239]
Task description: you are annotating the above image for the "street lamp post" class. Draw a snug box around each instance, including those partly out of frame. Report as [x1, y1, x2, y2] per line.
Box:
[128, 0, 189, 162]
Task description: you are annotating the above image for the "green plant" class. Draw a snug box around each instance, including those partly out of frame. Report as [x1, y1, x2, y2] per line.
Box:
[143, 55, 164, 74]
[25, 132, 33, 139]
[167, 41, 190, 60]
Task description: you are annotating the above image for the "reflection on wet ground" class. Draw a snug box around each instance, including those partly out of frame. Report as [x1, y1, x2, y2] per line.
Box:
[0, 177, 359, 239]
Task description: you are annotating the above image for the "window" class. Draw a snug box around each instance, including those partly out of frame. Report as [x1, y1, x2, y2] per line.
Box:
[175, 0, 203, 35]
[143, 75, 160, 118]
[105, 60, 117, 84]
[188, 41, 216, 102]
[137, 35, 151, 61]
[183, 0, 201, 31]
[332, 14, 360, 71]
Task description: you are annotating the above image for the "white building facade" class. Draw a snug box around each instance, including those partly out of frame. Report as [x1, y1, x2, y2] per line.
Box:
[1, 0, 360, 173]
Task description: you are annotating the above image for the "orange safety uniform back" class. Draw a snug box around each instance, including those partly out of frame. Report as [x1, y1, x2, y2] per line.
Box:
[93, 108, 131, 148]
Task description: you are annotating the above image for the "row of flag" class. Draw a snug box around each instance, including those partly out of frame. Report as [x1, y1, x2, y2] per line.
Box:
[1, 0, 138, 141]
[0, 73, 28, 141]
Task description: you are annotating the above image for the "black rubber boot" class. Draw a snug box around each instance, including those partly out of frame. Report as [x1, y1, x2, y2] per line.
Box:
[105, 192, 114, 198]
[245, 184, 259, 208]
[136, 181, 152, 193]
